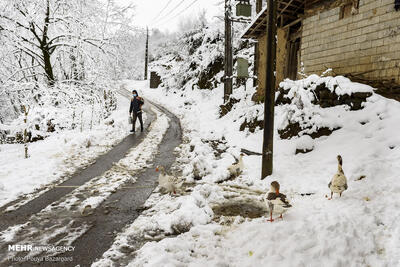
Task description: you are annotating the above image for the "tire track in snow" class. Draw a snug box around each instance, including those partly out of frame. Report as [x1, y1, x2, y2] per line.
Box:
[0, 104, 172, 265]
[55, 99, 181, 267]
[0, 92, 154, 232]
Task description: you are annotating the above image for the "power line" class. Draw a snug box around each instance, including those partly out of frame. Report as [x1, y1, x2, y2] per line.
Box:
[152, 0, 173, 22]
[153, 0, 199, 27]
[151, 0, 190, 26]
[151, 0, 188, 26]
[167, 0, 200, 22]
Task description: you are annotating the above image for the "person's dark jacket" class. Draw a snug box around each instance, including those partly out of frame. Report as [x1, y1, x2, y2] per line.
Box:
[130, 97, 144, 114]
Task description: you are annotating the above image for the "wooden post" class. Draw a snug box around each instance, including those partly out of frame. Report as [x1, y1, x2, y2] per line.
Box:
[23, 105, 29, 158]
[224, 0, 233, 103]
[144, 27, 149, 80]
[253, 0, 263, 87]
[261, 0, 277, 179]
[90, 100, 94, 130]
[80, 110, 84, 132]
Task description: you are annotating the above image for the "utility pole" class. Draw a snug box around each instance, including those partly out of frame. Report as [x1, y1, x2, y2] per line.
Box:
[144, 27, 149, 80]
[224, 0, 233, 103]
[261, 0, 277, 179]
[253, 0, 263, 87]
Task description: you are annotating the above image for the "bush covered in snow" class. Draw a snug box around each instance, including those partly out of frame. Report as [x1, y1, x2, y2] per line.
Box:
[276, 75, 375, 139]
[277, 74, 373, 110]
[0, 81, 116, 143]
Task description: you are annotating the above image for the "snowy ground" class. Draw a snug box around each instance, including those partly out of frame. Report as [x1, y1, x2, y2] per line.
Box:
[0, 99, 170, 262]
[94, 79, 400, 267]
[0, 93, 135, 209]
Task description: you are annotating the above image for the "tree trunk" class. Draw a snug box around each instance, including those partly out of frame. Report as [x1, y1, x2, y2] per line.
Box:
[42, 48, 54, 84]
[42, 0, 55, 85]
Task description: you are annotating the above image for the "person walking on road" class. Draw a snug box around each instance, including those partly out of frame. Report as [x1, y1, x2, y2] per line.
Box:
[129, 90, 144, 133]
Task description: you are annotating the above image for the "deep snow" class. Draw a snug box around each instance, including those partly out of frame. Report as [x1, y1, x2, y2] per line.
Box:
[94, 78, 400, 267]
[0, 93, 134, 209]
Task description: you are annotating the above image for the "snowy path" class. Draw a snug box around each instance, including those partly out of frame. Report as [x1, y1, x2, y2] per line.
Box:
[0, 88, 182, 266]
[58, 102, 181, 266]
[0, 97, 155, 233]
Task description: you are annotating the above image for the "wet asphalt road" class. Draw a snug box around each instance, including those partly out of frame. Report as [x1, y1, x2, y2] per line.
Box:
[57, 102, 181, 267]
[0, 106, 155, 233]
[0, 91, 182, 267]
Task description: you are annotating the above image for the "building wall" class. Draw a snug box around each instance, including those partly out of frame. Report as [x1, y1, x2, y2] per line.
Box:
[301, 0, 400, 83]
[256, 33, 267, 100]
[255, 28, 288, 100]
[276, 28, 289, 84]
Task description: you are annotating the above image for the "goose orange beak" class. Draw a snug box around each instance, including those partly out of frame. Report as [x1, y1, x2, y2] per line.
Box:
[155, 168, 159, 172]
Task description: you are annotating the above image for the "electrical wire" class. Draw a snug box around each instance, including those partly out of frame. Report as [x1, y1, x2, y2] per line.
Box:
[166, 0, 200, 22]
[152, 0, 200, 27]
[151, 0, 173, 22]
[151, 0, 190, 26]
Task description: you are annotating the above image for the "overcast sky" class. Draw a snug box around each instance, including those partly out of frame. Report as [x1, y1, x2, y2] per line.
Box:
[117, 0, 224, 33]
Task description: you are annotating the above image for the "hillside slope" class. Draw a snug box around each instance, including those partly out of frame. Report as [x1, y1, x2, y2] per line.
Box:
[150, 23, 252, 91]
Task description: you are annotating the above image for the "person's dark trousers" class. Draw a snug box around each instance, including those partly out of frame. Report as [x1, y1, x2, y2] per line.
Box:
[132, 112, 143, 132]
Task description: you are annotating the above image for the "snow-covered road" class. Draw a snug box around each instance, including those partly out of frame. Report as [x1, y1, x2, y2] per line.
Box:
[0, 83, 182, 266]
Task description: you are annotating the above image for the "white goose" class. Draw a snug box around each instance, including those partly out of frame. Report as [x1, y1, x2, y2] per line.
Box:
[227, 153, 245, 176]
[264, 181, 292, 222]
[156, 166, 183, 195]
[328, 155, 348, 200]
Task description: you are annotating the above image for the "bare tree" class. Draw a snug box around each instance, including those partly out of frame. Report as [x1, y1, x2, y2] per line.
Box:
[0, 0, 135, 85]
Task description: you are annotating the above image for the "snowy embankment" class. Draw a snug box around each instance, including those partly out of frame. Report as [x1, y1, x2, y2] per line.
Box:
[0, 93, 134, 209]
[97, 77, 399, 267]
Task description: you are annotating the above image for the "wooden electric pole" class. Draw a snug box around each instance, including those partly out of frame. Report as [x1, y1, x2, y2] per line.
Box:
[253, 0, 263, 87]
[144, 27, 149, 80]
[224, 0, 233, 103]
[261, 0, 277, 179]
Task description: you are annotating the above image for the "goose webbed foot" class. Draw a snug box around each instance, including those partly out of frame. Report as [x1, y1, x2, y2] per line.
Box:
[267, 211, 274, 222]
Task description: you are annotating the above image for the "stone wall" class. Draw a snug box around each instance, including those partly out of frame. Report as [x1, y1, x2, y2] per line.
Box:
[301, 0, 400, 83]
[150, 71, 162, 89]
